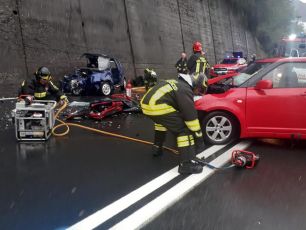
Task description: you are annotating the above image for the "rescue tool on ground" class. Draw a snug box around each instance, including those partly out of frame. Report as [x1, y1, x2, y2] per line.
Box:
[195, 150, 259, 170]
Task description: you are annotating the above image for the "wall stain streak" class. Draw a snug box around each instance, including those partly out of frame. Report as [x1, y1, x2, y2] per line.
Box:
[77, 0, 88, 52]
[123, 0, 137, 78]
[176, 0, 185, 52]
[15, 0, 29, 77]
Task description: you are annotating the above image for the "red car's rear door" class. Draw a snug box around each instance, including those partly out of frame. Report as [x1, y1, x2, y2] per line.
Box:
[245, 62, 306, 138]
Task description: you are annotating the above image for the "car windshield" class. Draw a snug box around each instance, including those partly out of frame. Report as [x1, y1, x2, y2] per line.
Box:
[97, 56, 110, 70]
[85, 55, 110, 70]
[220, 61, 272, 86]
[221, 59, 238, 64]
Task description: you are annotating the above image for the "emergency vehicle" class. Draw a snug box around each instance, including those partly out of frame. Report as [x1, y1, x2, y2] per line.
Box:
[276, 33, 306, 58]
[210, 51, 247, 78]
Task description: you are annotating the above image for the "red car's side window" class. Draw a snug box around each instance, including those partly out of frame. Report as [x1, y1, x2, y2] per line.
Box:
[261, 63, 306, 88]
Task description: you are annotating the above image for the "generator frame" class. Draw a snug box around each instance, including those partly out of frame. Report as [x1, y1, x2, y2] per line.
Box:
[13, 100, 57, 141]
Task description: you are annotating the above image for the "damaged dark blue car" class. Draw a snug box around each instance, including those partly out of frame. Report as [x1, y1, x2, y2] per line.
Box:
[61, 53, 126, 96]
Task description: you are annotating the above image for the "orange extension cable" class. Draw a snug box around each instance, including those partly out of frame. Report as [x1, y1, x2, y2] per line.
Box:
[51, 100, 178, 155]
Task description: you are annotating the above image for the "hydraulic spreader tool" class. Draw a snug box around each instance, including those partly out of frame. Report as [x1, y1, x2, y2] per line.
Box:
[195, 150, 259, 170]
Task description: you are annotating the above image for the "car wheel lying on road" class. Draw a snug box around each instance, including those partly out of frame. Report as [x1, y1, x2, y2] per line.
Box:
[202, 111, 239, 145]
[101, 81, 113, 96]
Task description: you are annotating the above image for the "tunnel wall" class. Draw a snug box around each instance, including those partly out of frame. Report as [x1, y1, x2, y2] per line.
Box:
[0, 0, 264, 96]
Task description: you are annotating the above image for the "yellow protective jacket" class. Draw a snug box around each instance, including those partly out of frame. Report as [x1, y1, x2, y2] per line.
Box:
[140, 75, 201, 132]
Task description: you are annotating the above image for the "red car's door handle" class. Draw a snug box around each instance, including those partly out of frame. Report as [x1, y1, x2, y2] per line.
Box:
[300, 92, 306, 96]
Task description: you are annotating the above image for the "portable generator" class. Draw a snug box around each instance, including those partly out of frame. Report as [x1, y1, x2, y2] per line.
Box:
[12, 100, 57, 141]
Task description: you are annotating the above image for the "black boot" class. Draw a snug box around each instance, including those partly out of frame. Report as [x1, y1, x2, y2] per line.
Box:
[152, 145, 163, 157]
[176, 132, 202, 174]
[152, 129, 166, 157]
[178, 161, 203, 174]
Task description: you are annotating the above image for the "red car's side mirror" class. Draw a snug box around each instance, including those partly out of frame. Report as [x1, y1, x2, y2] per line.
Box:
[255, 80, 273, 90]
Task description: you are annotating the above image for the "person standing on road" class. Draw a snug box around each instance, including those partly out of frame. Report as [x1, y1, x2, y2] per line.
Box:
[187, 41, 210, 77]
[140, 73, 208, 175]
[175, 52, 188, 74]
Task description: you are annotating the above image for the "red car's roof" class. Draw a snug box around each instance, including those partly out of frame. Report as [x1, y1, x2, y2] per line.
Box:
[255, 57, 283, 63]
[208, 57, 306, 85]
[208, 57, 280, 85]
[276, 57, 306, 62]
[250, 57, 306, 63]
[257, 57, 306, 63]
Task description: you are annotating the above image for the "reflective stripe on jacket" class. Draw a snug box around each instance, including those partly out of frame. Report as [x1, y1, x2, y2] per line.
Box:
[140, 78, 201, 132]
[19, 77, 64, 102]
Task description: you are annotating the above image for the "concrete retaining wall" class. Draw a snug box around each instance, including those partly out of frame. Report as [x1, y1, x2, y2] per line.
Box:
[0, 0, 264, 96]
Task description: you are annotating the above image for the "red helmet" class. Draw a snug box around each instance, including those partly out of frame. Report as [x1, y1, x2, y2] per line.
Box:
[193, 41, 202, 52]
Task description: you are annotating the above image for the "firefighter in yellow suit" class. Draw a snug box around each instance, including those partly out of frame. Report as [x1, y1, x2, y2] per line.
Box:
[140, 73, 208, 174]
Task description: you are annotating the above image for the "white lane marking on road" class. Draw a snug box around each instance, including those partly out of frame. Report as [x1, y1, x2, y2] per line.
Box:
[67, 144, 228, 230]
[110, 141, 251, 230]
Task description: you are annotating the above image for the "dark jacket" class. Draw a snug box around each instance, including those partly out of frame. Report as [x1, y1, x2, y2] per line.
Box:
[144, 68, 158, 89]
[175, 58, 188, 74]
[140, 75, 199, 128]
[187, 52, 209, 75]
[19, 77, 65, 102]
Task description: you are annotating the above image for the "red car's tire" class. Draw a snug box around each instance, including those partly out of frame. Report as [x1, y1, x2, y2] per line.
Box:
[202, 111, 239, 145]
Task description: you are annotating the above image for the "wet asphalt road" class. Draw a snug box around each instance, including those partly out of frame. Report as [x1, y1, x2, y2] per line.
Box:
[0, 98, 306, 230]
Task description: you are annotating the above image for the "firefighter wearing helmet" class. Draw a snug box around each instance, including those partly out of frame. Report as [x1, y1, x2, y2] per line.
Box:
[19, 66, 68, 104]
[140, 73, 208, 174]
[187, 41, 210, 76]
[144, 68, 158, 90]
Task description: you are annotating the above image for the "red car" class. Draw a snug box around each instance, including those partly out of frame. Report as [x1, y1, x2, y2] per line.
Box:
[208, 58, 282, 85]
[209, 57, 247, 78]
[196, 57, 306, 145]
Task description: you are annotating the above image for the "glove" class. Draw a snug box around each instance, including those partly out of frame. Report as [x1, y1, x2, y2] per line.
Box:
[194, 130, 205, 154]
[24, 96, 34, 105]
[59, 95, 69, 106]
